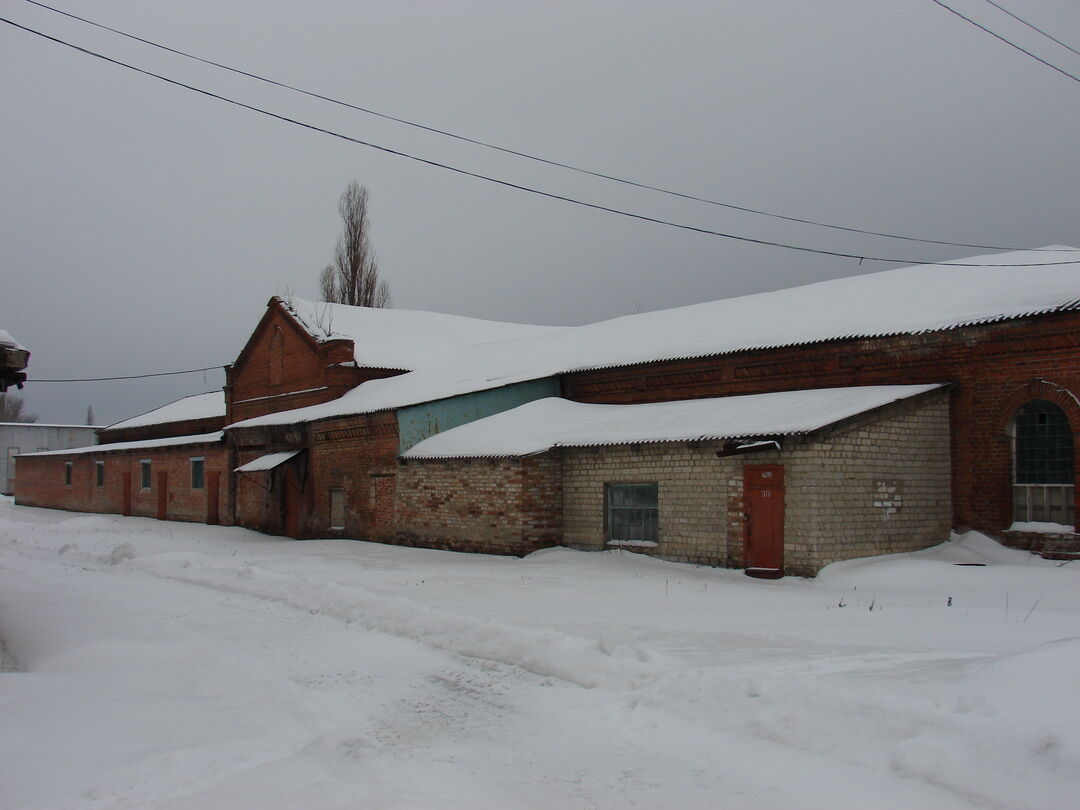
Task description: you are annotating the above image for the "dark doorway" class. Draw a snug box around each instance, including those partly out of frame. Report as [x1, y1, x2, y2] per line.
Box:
[122, 471, 132, 516]
[156, 471, 168, 520]
[207, 470, 220, 525]
[283, 465, 302, 539]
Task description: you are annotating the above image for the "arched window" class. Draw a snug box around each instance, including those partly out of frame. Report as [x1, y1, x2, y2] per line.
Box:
[1012, 399, 1074, 526]
[269, 328, 284, 386]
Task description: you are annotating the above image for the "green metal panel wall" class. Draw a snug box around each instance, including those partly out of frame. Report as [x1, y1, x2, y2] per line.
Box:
[397, 378, 560, 453]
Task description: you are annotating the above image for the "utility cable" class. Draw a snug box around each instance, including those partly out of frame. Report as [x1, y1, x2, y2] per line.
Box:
[978, 0, 1080, 59]
[17, 0, 1050, 254]
[929, 0, 1080, 85]
[32, 365, 226, 382]
[5, 17, 1080, 268]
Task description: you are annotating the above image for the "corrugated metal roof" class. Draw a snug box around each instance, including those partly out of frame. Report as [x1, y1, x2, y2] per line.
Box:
[233, 247, 1080, 429]
[402, 385, 944, 459]
[234, 450, 301, 473]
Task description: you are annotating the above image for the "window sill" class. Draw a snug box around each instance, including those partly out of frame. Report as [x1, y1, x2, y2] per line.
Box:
[608, 540, 658, 548]
[1007, 521, 1076, 535]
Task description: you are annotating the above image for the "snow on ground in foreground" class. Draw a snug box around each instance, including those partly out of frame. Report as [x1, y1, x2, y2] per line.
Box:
[2, 498, 1079, 809]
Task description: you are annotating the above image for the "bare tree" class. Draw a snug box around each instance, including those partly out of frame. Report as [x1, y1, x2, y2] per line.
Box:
[319, 182, 391, 308]
[0, 393, 37, 423]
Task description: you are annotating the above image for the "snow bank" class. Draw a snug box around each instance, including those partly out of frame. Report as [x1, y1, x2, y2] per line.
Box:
[5, 499, 1080, 808]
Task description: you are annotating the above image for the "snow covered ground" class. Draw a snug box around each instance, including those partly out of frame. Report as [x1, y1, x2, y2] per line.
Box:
[2, 496, 1078, 809]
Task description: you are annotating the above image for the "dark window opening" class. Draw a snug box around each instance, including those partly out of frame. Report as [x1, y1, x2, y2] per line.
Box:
[95, 461, 104, 487]
[140, 460, 152, 490]
[1013, 400, 1074, 525]
[190, 458, 205, 490]
[607, 484, 659, 545]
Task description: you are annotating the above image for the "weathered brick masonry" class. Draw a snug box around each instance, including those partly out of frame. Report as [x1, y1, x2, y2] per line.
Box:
[564, 312, 1080, 541]
[15, 441, 228, 524]
[562, 389, 952, 576]
[395, 454, 562, 555]
[230, 411, 400, 541]
[225, 301, 398, 424]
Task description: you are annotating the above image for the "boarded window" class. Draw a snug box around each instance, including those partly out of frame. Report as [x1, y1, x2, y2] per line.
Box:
[64, 461, 73, 486]
[140, 460, 152, 489]
[329, 488, 346, 529]
[1013, 400, 1074, 525]
[190, 458, 205, 490]
[607, 484, 659, 546]
[96, 460, 105, 487]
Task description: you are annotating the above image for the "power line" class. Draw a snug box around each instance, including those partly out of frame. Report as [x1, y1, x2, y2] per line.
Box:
[32, 365, 225, 383]
[17, 0, 1047, 254]
[929, 0, 1080, 85]
[5, 16, 1080, 268]
[978, 0, 1080, 59]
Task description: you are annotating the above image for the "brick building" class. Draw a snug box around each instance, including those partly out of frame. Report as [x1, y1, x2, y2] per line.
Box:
[14, 247, 1080, 575]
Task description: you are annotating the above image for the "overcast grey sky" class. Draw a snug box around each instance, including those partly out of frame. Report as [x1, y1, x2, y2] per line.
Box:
[3, 0, 1079, 425]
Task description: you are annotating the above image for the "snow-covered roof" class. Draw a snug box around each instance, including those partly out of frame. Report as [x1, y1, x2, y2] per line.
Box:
[235, 450, 301, 473]
[0, 422, 101, 429]
[104, 391, 225, 432]
[402, 385, 944, 458]
[282, 297, 564, 370]
[23, 431, 223, 457]
[233, 247, 1080, 429]
[0, 329, 25, 351]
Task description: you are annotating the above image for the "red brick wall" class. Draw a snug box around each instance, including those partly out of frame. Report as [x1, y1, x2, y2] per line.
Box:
[14, 442, 228, 524]
[225, 300, 402, 424]
[394, 454, 562, 555]
[563, 311, 1080, 537]
[306, 411, 400, 540]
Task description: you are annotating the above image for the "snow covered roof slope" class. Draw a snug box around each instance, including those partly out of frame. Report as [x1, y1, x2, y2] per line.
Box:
[233, 247, 1079, 429]
[283, 297, 565, 370]
[235, 450, 301, 473]
[104, 391, 225, 431]
[0, 329, 25, 351]
[24, 431, 223, 457]
[402, 385, 944, 458]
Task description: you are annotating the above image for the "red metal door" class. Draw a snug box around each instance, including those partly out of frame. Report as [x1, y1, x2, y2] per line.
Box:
[206, 470, 220, 525]
[122, 471, 132, 516]
[743, 465, 785, 578]
[157, 471, 168, 520]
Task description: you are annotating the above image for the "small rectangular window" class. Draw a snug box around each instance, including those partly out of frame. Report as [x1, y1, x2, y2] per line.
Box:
[607, 483, 659, 546]
[65, 461, 73, 486]
[140, 460, 152, 489]
[95, 460, 105, 487]
[329, 488, 346, 529]
[190, 457, 205, 490]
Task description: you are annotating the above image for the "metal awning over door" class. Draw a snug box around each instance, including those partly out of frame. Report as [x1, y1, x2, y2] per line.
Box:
[234, 450, 301, 473]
